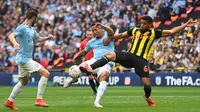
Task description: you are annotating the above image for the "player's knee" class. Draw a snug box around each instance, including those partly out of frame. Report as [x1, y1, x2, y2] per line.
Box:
[98, 72, 109, 81]
[42, 71, 50, 78]
[105, 52, 116, 61]
[144, 82, 151, 88]
[20, 78, 29, 85]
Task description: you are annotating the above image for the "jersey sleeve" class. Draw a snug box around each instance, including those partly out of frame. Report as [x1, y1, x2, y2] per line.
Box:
[102, 31, 108, 39]
[154, 29, 163, 39]
[127, 28, 134, 36]
[84, 40, 93, 52]
[13, 26, 24, 37]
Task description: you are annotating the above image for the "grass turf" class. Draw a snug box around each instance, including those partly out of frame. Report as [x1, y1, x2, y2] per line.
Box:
[0, 86, 200, 112]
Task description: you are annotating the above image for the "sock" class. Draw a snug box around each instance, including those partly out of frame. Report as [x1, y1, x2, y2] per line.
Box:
[94, 81, 107, 104]
[37, 77, 48, 99]
[89, 79, 97, 93]
[144, 87, 151, 98]
[95, 79, 100, 88]
[91, 56, 109, 70]
[8, 81, 24, 102]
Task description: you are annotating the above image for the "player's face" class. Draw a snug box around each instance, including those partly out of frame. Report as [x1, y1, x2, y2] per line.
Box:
[86, 31, 93, 40]
[92, 26, 104, 37]
[140, 19, 152, 32]
[32, 16, 38, 26]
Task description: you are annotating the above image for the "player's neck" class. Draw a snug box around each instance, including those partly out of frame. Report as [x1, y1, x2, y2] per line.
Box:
[23, 20, 33, 27]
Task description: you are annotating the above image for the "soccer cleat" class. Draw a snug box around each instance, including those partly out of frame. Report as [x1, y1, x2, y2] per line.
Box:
[144, 95, 156, 107]
[4, 100, 18, 110]
[63, 78, 78, 88]
[79, 63, 93, 74]
[93, 102, 103, 108]
[35, 98, 49, 107]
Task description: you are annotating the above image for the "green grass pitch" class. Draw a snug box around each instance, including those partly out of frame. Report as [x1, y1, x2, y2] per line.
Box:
[0, 86, 200, 112]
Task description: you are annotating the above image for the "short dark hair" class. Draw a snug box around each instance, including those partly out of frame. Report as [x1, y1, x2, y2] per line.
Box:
[141, 16, 153, 23]
[26, 8, 38, 19]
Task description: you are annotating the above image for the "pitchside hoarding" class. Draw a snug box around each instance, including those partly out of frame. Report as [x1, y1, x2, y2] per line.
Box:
[0, 73, 199, 86]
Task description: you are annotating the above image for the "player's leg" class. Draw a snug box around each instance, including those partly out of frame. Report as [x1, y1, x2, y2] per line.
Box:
[88, 75, 97, 95]
[24, 59, 49, 107]
[64, 59, 96, 88]
[63, 77, 78, 88]
[135, 59, 156, 107]
[141, 77, 156, 107]
[94, 75, 100, 88]
[79, 52, 117, 73]
[93, 65, 111, 108]
[4, 65, 30, 110]
[34, 66, 50, 107]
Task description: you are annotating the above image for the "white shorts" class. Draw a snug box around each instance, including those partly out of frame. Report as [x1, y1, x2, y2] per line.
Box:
[79, 58, 111, 78]
[18, 59, 43, 77]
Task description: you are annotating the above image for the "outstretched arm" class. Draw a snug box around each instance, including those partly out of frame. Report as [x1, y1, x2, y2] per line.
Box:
[35, 34, 54, 42]
[161, 19, 196, 37]
[109, 31, 130, 40]
[72, 50, 88, 64]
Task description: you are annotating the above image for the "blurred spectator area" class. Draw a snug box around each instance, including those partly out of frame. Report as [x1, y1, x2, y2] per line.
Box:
[0, 0, 199, 73]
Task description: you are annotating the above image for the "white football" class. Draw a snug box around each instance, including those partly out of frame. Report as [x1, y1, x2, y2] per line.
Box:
[69, 65, 81, 78]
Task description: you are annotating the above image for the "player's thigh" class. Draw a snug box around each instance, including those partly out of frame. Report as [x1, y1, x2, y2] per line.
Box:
[17, 65, 30, 85]
[25, 59, 43, 73]
[25, 59, 49, 78]
[79, 58, 96, 66]
[97, 64, 111, 81]
[135, 58, 150, 78]
[79, 58, 99, 74]
[18, 64, 30, 78]
[115, 52, 136, 68]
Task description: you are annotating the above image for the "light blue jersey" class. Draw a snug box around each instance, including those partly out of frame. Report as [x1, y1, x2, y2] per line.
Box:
[13, 24, 38, 64]
[84, 32, 114, 66]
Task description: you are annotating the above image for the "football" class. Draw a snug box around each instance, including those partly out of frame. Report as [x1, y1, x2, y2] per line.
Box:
[68, 65, 81, 78]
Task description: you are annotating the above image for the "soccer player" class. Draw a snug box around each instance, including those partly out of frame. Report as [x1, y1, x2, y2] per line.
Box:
[73, 23, 114, 107]
[64, 29, 100, 95]
[80, 16, 196, 107]
[4, 8, 54, 110]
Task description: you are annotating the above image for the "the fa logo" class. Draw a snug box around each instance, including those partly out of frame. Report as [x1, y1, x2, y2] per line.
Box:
[155, 76, 161, 85]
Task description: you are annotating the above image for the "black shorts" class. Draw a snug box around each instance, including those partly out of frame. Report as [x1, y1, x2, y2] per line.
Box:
[115, 52, 150, 77]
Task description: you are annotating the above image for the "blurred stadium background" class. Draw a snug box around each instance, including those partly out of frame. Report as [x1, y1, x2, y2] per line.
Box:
[0, 0, 200, 112]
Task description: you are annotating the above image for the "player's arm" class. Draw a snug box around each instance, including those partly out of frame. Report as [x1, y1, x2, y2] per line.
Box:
[73, 40, 92, 64]
[35, 34, 54, 42]
[72, 50, 88, 64]
[95, 23, 115, 45]
[161, 19, 196, 37]
[8, 33, 20, 52]
[109, 31, 130, 40]
[79, 42, 86, 61]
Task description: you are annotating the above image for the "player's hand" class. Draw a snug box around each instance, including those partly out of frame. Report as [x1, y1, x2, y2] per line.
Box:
[14, 43, 20, 52]
[95, 22, 104, 29]
[47, 34, 54, 40]
[185, 19, 197, 27]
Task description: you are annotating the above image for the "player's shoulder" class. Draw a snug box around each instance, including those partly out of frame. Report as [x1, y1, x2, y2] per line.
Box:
[16, 24, 25, 29]
[88, 38, 96, 43]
